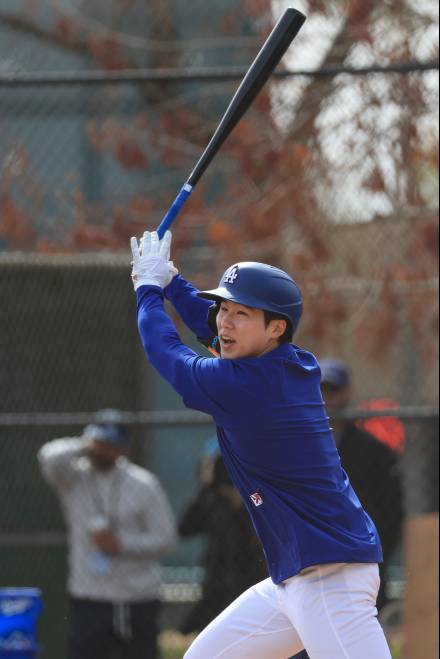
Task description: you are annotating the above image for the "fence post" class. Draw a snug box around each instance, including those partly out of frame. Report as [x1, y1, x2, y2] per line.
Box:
[403, 417, 439, 659]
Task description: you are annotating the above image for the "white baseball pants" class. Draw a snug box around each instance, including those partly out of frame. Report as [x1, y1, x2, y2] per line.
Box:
[184, 563, 392, 659]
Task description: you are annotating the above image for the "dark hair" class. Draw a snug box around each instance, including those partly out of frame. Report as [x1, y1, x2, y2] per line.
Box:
[263, 310, 292, 344]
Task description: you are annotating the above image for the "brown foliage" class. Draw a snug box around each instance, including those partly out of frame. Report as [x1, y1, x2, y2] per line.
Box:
[208, 217, 242, 246]
[302, 280, 349, 347]
[243, 0, 270, 18]
[112, 197, 155, 242]
[86, 119, 149, 171]
[2, 0, 437, 374]
[354, 276, 401, 362]
[70, 222, 122, 250]
[348, 0, 378, 23]
[365, 167, 386, 194]
[0, 197, 35, 249]
[115, 137, 149, 171]
[88, 33, 132, 71]
[54, 15, 80, 44]
[406, 219, 439, 263]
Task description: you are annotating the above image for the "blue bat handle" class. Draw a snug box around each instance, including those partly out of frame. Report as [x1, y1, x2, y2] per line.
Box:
[157, 183, 193, 239]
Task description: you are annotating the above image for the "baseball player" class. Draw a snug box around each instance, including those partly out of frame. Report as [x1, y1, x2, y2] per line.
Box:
[130, 230, 392, 659]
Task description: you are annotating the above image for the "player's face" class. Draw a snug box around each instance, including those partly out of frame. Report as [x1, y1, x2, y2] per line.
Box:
[216, 300, 286, 359]
[321, 384, 351, 412]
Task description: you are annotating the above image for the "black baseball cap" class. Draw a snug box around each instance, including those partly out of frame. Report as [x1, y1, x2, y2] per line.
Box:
[82, 423, 128, 446]
[320, 359, 350, 390]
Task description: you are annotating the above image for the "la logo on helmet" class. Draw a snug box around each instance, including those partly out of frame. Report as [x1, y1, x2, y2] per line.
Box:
[224, 266, 239, 285]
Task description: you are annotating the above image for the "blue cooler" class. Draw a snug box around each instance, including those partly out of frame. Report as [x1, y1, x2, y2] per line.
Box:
[0, 589, 42, 659]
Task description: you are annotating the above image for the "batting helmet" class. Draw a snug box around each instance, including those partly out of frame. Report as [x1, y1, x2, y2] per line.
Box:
[198, 262, 303, 338]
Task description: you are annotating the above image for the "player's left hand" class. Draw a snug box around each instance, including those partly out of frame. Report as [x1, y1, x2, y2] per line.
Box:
[130, 230, 172, 291]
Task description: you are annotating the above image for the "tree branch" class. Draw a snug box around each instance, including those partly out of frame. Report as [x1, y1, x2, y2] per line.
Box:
[0, 11, 90, 57]
[288, 0, 381, 139]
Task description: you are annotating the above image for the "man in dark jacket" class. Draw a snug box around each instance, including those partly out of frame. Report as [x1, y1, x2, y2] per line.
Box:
[320, 359, 404, 610]
[178, 453, 267, 634]
[289, 359, 404, 659]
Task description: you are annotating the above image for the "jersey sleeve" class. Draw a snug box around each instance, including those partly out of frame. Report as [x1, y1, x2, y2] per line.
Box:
[136, 285, 241, 423]
[163, 274, 215, 342]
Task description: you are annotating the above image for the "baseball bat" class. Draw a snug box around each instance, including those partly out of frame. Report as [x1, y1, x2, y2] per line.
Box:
[156, 7, 306, 238]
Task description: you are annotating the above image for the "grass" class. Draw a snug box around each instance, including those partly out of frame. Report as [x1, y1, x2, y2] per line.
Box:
[160, 632, 192, 659]
[390, 640, 402, 659]
[163, 648, 187, 659]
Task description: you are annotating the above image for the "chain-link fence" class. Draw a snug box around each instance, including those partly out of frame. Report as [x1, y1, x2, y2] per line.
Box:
[0, 2, 438, 657]
[1, 62, 438, 404]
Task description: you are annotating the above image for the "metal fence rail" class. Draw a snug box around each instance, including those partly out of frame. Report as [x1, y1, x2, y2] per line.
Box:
[0, 60, 438, 86]
[0, 405, 437, 427]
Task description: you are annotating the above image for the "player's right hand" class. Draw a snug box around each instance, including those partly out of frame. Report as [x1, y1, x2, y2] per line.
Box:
[130, 230, 172, 291]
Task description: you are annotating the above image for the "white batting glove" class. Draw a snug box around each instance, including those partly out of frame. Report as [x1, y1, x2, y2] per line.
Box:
[130, 230, 172, 291]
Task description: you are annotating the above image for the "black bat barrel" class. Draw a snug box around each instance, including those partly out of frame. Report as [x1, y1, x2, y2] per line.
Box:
[187, 8, 306, 188]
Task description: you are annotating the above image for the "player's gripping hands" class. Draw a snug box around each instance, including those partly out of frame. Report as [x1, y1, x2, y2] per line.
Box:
[130, 230, 177, 291]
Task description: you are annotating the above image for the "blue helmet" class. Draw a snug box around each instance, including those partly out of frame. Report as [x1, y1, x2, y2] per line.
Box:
[198, 262, 303, 338]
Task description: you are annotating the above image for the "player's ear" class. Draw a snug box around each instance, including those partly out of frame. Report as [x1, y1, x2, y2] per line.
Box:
[269, 318, 287, 339]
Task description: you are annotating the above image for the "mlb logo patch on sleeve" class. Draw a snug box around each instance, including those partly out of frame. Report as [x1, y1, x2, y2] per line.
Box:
[250, 492, 264, 507]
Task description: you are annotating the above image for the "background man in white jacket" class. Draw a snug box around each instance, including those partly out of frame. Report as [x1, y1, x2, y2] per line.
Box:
[38, 414, 177, 659]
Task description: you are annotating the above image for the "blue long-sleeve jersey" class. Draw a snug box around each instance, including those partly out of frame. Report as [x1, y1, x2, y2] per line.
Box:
[137, 276, 382, 584]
